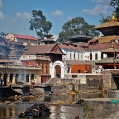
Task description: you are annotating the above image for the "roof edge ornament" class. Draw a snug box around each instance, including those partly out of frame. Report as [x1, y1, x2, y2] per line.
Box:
[110, 11, 117, 21]
[110, 41, 114, 49]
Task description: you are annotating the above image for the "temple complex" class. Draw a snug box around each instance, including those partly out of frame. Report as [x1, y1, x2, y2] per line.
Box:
[20, 44, 64, 82]
[40, 33, 56, 45]
[94, 12, 119, 69]
[95, 41, 119, 69]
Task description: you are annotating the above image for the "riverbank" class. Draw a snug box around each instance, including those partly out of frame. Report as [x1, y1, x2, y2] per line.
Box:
[84, 98, 119, 119]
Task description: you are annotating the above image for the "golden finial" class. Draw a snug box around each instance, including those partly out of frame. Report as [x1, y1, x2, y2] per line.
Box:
[110, 11, 117, 21]
[110, 41, 114, 49]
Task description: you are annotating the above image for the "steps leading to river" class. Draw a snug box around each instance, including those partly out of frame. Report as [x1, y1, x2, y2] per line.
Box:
[46, 78, 61, 85]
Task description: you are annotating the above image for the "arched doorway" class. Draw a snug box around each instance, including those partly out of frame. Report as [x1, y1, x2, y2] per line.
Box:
[50, 61, 66, 78]
[55, 65, 61, 78]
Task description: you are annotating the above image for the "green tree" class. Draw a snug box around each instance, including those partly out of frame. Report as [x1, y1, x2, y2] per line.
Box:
[99, 13, 111, 24]
[29, 10, 52, 39]
[110, 0, 119, 7]
[57, 17, 100, 42]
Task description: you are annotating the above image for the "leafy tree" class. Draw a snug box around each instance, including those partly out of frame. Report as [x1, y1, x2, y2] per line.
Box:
[99, 13, 111, 24]
[29, 10, 52, 39]
[110, 0, 119, 7]
[57, 17, 100, 42]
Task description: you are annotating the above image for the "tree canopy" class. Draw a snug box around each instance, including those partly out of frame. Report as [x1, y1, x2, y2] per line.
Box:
[29, 10, 52, 39]
[57, 17, 100, 42]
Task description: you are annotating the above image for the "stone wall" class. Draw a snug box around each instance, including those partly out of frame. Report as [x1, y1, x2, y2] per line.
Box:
[86, 75, 102, 90]
[84, 99, 119, 119]
[108, 90, 119, 98]
[61, 74, 102, 91]
[102, 69, 119, 91]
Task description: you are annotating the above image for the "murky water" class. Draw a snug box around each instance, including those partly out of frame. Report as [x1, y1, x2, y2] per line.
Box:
[0, 93, 101, 119]
[0, 104, 82, 119]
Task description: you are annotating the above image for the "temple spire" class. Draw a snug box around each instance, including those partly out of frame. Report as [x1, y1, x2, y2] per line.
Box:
[110, 11, 117, 21]
[110, 41, 114, 49]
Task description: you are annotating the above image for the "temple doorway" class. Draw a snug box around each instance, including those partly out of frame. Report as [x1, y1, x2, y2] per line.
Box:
[55, 65, 61, 78]
[51, 61, 65, 78]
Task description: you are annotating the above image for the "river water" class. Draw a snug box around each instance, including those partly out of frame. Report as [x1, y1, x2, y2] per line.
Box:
[0, 93, 101, 119]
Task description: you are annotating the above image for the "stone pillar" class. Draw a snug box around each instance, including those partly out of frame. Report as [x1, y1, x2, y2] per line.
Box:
[7, 74, 10, 85]
[35, 75, 41, 84]
[102, 71, 112, 90]
[12, 74, 16, 84]
[44, 64, 47, 74]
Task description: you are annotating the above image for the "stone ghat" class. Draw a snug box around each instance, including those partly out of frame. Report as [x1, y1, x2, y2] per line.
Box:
[84, 98, 119, 119]
[0, 101, 80, 107]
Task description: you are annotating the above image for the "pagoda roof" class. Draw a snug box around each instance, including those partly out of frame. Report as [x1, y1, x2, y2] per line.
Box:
[86, 42, 111, 51]
[86, 42, 119, 52]
[95, 12, 119, 29]
[102, 48, 119, 53]
[97, 35, 119, 43]
[59, 44, 84, 51]
[95, 21, 119, 29]
[69, 35, 93, 40]
[95, 57, 119, 64]
[25, 44, 64, 55]
[101, 41, 119, 53]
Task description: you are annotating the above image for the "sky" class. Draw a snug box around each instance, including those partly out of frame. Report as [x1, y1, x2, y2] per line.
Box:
[0, 0, 113, 37]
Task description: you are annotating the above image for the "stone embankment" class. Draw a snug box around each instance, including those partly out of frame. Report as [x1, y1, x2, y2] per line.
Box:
[84, 98, 119, 119]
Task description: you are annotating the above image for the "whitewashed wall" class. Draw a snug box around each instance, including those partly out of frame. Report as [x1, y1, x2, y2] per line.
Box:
[61, 49, 84, 61]
[83, 51, 107, 61]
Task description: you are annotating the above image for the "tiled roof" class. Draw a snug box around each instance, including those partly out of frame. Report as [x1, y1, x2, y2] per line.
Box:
[97, 36, 119, 43]
[102, 48, 119, 53]
[69, 35, 93, 40]
[66, 60, 95, 65]
[95, 57, 119, 64]
[14, 34, 37, 41]
[25, 44, 64, 55]
[86, 42, 111, 51]
[59, 44, 84, 51]
[89, 38, 98, 43]
[86, 41, 119, 51]
[0, 60, 14, 63]
[76, 43, 89, 47]
[95, 20, 119, 29]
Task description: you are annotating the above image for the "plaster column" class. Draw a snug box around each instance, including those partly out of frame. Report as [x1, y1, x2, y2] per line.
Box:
[12, 74, 16, 84]
[29, 74, 31, 85]
[35, 75, 41, 84]
[44, 64, 46, 74]
[61, 67, 65, 78]
[7, 74, 10, 85]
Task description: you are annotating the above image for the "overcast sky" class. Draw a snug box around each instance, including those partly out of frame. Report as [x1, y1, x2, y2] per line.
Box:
[0, 0, 113, 37]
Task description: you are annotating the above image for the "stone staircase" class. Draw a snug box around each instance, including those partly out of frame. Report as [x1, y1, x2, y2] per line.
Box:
[45, 78, 61, 86]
